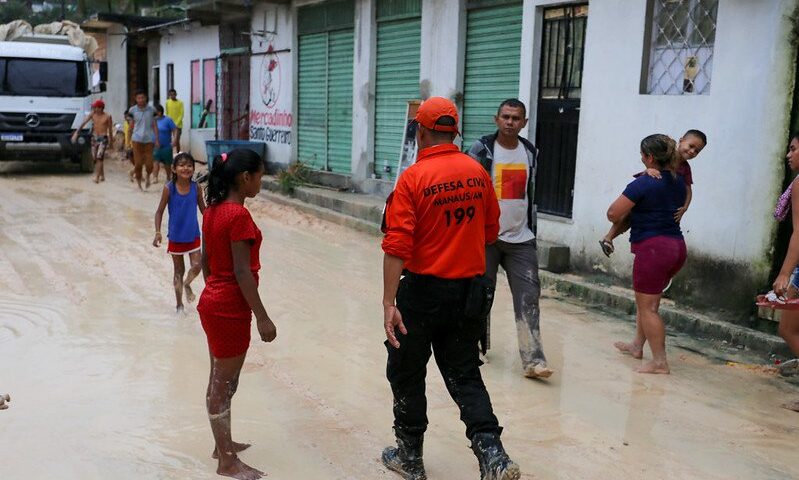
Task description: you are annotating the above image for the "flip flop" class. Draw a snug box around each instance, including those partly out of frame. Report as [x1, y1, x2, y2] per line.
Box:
[599, 239, 614, 257]
[756, 292, 799, 310]
[778, 359, 799, 377]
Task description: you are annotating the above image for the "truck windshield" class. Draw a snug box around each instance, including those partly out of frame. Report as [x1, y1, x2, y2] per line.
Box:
[0, 58, 88, 97]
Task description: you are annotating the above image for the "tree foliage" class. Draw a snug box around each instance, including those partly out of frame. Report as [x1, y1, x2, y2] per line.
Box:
[0, 0, 184, 25]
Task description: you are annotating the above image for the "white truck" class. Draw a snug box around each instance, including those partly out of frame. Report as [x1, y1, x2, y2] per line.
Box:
[0, 34, 107, 171]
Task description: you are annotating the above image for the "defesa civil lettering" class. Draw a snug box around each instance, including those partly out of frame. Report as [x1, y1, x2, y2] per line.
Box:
[424, 180, 464, 197]
[423, 177, 486, 197]
[433, 190, 483, 207]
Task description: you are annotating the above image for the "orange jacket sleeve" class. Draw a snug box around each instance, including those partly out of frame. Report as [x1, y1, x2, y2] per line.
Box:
[483, 170, 500, 244]
[381, 172, 416, 260]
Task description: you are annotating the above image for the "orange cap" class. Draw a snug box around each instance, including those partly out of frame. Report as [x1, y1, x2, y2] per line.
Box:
[91, 99, 105, 109]
[414, 96, 460, 133]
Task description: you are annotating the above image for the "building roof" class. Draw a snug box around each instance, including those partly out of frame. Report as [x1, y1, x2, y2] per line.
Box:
[183, 0, 283, 25]
[82, 12, 179, 30]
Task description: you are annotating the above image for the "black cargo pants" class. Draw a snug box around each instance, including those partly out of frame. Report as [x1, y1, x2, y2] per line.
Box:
[386, 273, 501, 441]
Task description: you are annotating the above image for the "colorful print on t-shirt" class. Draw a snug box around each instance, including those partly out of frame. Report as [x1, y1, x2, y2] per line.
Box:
[494, 163, 527, 200]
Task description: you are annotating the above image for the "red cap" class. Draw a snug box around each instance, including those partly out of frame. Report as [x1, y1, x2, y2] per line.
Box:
[414, 97, 459, 133]
[91, 99, 105, 109]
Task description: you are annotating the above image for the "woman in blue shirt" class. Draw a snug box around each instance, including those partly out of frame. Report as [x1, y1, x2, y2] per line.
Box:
[606, 134, 686, 375]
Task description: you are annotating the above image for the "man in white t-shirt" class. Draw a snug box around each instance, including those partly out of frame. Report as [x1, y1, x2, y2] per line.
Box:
[468, 99, 552, 379]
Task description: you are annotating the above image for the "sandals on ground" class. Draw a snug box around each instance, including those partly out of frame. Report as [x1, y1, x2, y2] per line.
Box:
[599, 239, 614, 257]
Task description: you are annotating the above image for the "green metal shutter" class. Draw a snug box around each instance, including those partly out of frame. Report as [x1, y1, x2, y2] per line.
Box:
[374, 12, 421, 180]
[461, 2, 523, 149]
[325, 29, 354, 174]
[298, 33, 328, 171]
[297, 0, 355, 174]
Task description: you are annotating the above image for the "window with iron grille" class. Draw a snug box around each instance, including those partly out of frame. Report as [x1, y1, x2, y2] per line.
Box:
[641, 0, 718, 95]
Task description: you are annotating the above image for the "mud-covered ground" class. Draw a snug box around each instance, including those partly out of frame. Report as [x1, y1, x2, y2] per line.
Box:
[1, 158, 797, 479]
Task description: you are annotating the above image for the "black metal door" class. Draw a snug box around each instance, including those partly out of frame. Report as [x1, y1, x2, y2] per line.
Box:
[534, 5, 588, 218]
[126, 44, 149, 107]
[222, 54, 251, 140]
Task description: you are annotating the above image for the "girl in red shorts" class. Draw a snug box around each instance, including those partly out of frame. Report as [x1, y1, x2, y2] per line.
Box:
[197, 148, 277, 480]
[153, 153, 206, 314]
[606, 134, 687, 375]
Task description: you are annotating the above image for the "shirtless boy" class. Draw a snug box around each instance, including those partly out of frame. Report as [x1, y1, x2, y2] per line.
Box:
[72, 99, 113, 183]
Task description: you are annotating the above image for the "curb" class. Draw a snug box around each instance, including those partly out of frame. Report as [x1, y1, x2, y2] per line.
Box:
[262, 190, 382, 236]
[260, 187, 793, 360]
[539, 272, 792, 359]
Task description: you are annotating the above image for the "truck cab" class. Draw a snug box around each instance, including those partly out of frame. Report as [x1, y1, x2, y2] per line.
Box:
[0, 34, 106, 171]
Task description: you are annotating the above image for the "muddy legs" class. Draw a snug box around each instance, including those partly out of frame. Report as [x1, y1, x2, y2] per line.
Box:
[206, 353, 263, 479]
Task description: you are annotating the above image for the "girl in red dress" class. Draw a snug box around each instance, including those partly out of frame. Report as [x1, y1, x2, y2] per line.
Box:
[198, 148, 277, 480]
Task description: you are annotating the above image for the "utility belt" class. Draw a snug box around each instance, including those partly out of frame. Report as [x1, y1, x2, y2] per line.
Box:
[402, 270, 494, 323]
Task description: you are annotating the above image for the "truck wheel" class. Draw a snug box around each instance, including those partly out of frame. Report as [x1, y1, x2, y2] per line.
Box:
[79, 148, 94, 173]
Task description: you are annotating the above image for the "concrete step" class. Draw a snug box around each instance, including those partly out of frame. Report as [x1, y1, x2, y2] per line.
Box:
[537, 240, 570, 274]
[263, 176, 572, 274]
[263, 177, 385, 225]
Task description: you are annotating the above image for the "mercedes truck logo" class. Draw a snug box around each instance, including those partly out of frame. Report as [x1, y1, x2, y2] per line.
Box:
[25, 113, 40, 128]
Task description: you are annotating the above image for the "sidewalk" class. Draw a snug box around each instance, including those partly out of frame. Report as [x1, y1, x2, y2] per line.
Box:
[261, 177, 793, 361]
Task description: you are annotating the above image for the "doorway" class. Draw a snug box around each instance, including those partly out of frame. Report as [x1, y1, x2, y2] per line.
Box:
[534, 4, 588, 218]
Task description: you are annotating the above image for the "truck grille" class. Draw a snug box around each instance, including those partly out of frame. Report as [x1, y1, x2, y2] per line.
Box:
[0, 112, 76, 132]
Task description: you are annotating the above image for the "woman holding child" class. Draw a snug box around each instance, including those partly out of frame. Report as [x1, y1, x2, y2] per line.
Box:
[769, 133, 799, 412]
[605, 134, 688, 374]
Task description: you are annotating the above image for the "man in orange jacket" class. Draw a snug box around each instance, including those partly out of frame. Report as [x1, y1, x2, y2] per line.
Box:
[381, 97, 521, 480]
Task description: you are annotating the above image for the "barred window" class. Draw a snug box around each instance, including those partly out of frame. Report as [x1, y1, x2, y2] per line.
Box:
[642, 0, 719, 95]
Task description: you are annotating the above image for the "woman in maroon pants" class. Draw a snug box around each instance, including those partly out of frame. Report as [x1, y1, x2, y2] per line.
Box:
[606, 134, 687, 374]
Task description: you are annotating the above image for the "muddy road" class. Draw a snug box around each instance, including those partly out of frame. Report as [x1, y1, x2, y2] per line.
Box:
[1, 160, 797, 479]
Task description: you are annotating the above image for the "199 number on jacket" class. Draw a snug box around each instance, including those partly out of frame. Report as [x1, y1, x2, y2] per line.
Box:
[444, 206, 476, 226]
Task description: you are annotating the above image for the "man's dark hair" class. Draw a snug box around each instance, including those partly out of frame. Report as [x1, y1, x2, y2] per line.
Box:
[168, 88, 177, 94]
[683, 129, 707, 146]
[134, 89, 147, 97]
[155, 104, 164, 114]
[497, 98, 526, 117]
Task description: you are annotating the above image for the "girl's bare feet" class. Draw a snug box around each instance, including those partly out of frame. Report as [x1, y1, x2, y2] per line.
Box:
[213, 441, 251, 459]
[614, 341, 643, 359]
[93, 177, 100, 184]
[781, 400, 799, 412]
[217, 454, 264, 480]
[184, 284, 196, 303]
[636, 360, 670, 374]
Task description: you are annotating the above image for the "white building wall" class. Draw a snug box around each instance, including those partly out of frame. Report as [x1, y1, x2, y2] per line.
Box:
[249, 3, 294, 168]
[235, 1, 797, 299]
[535, 1, 796, 282]
[419, 0, 465, 102]
[159, 23, 220, 159]
[105, 24, 128, 123]
[351, 0, 376, 182]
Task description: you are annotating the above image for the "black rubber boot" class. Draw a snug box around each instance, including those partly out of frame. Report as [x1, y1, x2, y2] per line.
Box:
[470, 432, 521, 480]
[381, 433, 426, 480]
